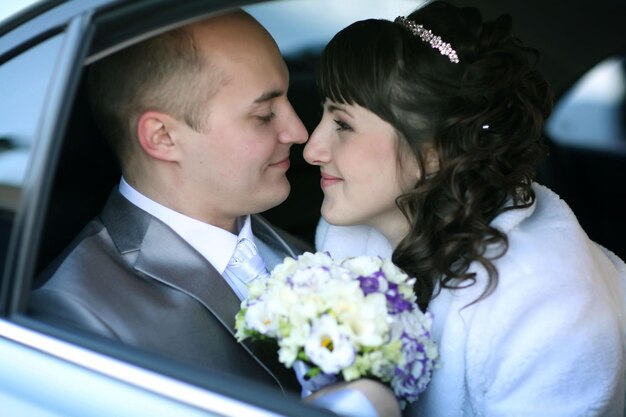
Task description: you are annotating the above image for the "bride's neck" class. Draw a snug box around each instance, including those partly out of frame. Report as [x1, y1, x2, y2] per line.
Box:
[370, 217, 411, 250]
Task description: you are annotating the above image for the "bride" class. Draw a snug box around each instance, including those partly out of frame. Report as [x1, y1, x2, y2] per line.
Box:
[303, 1, 626, 416]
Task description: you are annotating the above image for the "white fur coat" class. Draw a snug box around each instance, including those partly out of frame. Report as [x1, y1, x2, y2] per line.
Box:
[316, 184, 626, 417]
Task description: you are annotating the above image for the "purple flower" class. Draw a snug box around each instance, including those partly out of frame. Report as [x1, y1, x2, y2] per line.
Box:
[358, 275, 380, 295]
[391, 332, 435, 402]
[386, 283, 414, 313]
[358, 269, 390, 295]
[393, 359, 425, 402]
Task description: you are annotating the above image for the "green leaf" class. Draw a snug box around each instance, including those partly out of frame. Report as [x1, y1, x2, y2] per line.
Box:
[305, 366, 322, 379]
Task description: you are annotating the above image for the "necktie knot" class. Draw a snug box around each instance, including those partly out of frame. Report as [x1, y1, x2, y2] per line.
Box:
[228, 238, 270, 286]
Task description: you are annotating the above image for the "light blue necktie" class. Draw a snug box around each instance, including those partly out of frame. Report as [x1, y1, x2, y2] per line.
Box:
[227, 238, 270, 299]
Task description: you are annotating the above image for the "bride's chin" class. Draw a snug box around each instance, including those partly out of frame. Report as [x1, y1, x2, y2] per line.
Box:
[321, 212, 356, 227]
[321, 201, 361, 226]
[321, 209, 339, 226]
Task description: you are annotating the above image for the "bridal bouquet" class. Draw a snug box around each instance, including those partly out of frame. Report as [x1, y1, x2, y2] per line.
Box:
[235, 251, 439, 406]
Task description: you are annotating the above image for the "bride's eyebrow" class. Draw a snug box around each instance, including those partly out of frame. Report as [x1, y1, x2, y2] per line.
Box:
[326, 103, 354, 118]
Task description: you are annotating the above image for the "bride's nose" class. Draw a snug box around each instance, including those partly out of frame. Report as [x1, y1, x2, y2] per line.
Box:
[303, 122, 331, 166]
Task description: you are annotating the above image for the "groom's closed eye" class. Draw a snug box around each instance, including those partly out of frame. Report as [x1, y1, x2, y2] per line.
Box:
[256, 112, 276, 124]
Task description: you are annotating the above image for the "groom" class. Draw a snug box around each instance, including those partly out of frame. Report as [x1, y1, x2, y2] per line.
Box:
[29, 10, 309, 393]
[28, 10, 401, 416]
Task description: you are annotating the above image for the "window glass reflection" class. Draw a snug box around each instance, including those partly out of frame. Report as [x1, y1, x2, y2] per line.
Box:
[0, 34, 63, 279]
[546, 55, 626, 154]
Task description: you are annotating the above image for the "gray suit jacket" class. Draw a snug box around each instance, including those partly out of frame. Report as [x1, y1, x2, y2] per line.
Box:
[29, 189, 308, 393]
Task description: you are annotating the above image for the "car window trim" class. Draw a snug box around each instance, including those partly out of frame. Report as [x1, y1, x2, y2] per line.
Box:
[0, 0, 67, 38]
[0, 318, 288, 417]
[86, 0, 263, 65]
[3, 12, 94, 314]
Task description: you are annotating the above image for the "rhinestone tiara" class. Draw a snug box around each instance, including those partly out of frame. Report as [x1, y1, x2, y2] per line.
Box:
[394, 16, 460, 64]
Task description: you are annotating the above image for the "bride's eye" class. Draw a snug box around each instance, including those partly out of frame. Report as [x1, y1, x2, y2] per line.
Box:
[334, 119, 352, 132]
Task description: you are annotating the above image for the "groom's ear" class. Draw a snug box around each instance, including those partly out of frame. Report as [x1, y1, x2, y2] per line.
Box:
[136, 111, 181, 162]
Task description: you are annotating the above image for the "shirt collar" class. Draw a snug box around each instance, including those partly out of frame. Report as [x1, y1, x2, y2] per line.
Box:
[118, 177, 254, 273]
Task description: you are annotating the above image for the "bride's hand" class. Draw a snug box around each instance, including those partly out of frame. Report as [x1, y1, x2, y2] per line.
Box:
[305, 379, 401, 417]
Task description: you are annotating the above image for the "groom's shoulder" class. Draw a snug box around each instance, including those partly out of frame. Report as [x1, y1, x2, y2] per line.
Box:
[34, 214, 122, 289]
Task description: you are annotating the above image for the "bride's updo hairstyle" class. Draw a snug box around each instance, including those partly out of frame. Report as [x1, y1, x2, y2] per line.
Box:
[317, 1, 553, 309]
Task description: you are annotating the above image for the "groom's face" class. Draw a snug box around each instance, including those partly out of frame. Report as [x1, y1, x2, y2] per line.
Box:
[175, 14, 307, 229]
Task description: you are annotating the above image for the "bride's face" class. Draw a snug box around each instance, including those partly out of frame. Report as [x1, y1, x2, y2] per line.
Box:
[304, 100, 419, 243]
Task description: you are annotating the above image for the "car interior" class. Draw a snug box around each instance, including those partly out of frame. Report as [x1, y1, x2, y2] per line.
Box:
[456, 0, 626, 261]
[31, 4, 626, 283]
[12, 12, 626, 393]
[0, 0, 624, 414]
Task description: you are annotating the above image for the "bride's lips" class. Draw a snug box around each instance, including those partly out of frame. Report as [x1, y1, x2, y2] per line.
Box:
[320, 172, 342, 188]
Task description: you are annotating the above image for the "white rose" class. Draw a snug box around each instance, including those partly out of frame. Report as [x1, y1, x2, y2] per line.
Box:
[364, 350, 395, 381]
[342, 293, 389, 347]
[290, 266, 331, 291]
[247, 278, 268, 299]
[277, 321, 312, 367]
[341, 256, 383, 276]
[271, 256, 298, 281]
[297, 251, 334, 269]
[381, 259, 410, 284]
[317, 278, 361, 312]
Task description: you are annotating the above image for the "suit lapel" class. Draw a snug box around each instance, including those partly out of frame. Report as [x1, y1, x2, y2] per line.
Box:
[101, 190, 298, 392]
[103, 189, 241, 329]
[135, 219, 241, 331]
[138, 219, 302, 392]
[251, 214, 299, 259]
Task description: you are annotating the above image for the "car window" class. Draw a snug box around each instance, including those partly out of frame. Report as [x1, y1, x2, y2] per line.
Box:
[0, 33, 64, 290]
[545, 54, 626, 154]
[2, 0, 624, 415]
[245, 0, 426, 58]
[0, 0, 44, 24]
[539, 53, 626, 259]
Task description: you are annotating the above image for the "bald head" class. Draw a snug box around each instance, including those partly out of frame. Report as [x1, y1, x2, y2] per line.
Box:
[186, 10, 286, 96]
[87, 9, 283, 171]
[190, 10, 280, 54]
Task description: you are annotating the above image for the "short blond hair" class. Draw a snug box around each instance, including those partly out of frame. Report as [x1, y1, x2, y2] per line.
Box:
[87, 26, 219, 167]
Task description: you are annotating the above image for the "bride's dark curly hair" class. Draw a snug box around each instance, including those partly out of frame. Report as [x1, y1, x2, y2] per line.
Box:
[317, 1, 554, 309]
